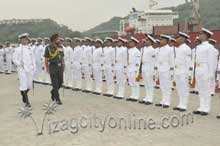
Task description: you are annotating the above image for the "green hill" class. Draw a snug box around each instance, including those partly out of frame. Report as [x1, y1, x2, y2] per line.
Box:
[0, 19, 81, 43]
[84, 0, 220, 35]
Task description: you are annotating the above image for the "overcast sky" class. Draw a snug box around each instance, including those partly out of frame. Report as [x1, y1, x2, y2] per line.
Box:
[0, 0, 185, 32]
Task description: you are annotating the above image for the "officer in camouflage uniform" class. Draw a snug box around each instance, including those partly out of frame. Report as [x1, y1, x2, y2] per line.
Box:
[44, 33, 64, 105]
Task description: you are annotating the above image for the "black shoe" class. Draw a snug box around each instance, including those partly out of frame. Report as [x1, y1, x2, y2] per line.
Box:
[103, 94, 113, 97]
[138, 101, 145, 104]
[200, 112, 208, 116]
[93, 92, 101, 95]
[193, 111, 201, 115]
[190, 91, 195, 94]
[195, 91, 199, 95]
[155, 104, 162, 107]
[179, 108, 187, 112]
[211, 94, 215, 97]
[217, 115, 220, 119]
[56, 101, 63, 105]
[113, 96, 123, 100]
[144, 101, 153, 105]
[82, 90, 90, 93]
[163, 105, 170, 108]
[25, 103, 31, 108]
[173, 107, 180, 111]
[72, 88, 81, 91]
[126, 98, 138, 102]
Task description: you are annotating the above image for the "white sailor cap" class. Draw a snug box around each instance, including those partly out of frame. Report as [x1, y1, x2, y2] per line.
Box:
[37, 38, 43, 41]
[201, 28, 213, 36]
[155, 39, 160, 43]
[118, 37, 127, 43]
[170, 37, 176, 42]
[160, 34, 171, 41]
[178, 32, 190, 39]
[104, 37, 114, 42]
[147, 35, 156, 43]
[18, 33, 29, 39]
[44, 37, 50, 41]
[113, 39, 119, 43]
[195, 37, 201, 42]
[84, 37, 93, 42]
[30, 38, 37, 41]
[60, 38, 64, 41]
[130, 36, 139, 43]
[187, 39, 191, 44]
[65, 37, 73, 42]
[96, 39, 103, 44]
[209, 39, 217, 43]
[73, 37, 81, 42]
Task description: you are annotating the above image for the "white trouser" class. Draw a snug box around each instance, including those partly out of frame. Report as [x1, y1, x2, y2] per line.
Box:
[0, 57, 4, 72]
[196, 73, 211, 113]
[159, 71, 172, 106]
[115, 68, 127, 97]
[142, 72, 154, 103]
[72, 64, 82, 89]
[82, 65, 92, 91]
[34, 62, 43, 81]
[6, 57, 12, 73]
[175, 74, 189, 109]
[93, 67, 103, 93]
[64, 63, 72, 86]
[128, 71, 139, 100]
[17, 67, 34, 91]
[209, 77, 216, 95]
[104, 66, 114, 94]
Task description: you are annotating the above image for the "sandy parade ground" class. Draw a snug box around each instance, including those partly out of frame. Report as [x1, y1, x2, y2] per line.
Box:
[0, 73, 220, 146]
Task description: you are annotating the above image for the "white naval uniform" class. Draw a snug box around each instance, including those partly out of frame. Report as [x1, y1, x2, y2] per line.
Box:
[156, 44, 174, 106]
[72, 45, 83, 89]
[115, 46, 128, 98]
[13, 44, 36, 91]
[209, 46, 219, 95]
[93, 47, 104, 93]
[195, 41, 216, 113]
[127, 47, 141, 100]
[174, 43, 191, 109]
[0, 49, 4, 72]
[63, 45, 74, 87]
[141, 45, 156, 103]
[5, 47, 13, 74]
[82, 45, 93, 91]
[34, 44, 45, 82]
[103, 46, 116, 95]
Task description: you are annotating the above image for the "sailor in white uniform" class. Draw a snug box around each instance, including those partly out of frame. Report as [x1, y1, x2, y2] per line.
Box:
[92, 39, 104, 95]
[139, 35, 157, 105]
[193, 28, 216, 116]
[113, 37, 128, 99]
[0, 44, 5, 73]
[103, 37, 116, 97]
[172, 32, 192, 112]
[13, 33, 36, 107]
[63, 37, 74, 88]
[4, 42, 13, 74]
[126, 36, 141, 102]
[71, 38, 83, 91]
[208, 39, 219, 96]
[155, 35, 174, 108]
[34, 38, 45, 83]
[82, 37, 94, 93]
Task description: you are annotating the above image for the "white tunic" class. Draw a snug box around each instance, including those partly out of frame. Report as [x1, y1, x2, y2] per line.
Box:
[174, 43, 192, 75]
[141, 46, 156, 74]
[127, 47, 141, 73]
[115, 46, 128, 71]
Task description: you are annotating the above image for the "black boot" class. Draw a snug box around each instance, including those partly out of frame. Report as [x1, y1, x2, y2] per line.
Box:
[24, 90, 31, 107]
[20, 91, 26, 104]
[50, 90, 55, 101]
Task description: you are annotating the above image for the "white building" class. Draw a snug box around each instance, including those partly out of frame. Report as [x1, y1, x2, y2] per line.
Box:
[119, 9, 179, 35]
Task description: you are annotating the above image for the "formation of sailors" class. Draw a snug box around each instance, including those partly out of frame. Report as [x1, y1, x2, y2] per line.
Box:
[2, 28, 220, 118]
